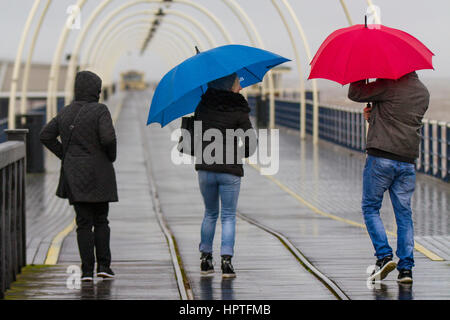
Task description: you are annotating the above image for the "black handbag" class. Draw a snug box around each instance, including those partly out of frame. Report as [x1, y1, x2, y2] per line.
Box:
[177, 115, 196, 156]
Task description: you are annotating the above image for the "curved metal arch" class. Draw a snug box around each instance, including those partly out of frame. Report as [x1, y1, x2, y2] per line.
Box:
[271, 0, 307, 139]
[91, 18, 194, 74]
[166, 9, 216, 47]
[100, 32, 169, 88]
[97, 27, 188, 89]
[99, 31, 173, 91]
[95, 23, 192, 73]
[106, 31, 180, 79]
[95, 25, 185, 77]
[146, 27, 195, 57]
[94, 0, 279, 128]
[62, 0, 115, 108]
[94, 22, 192, 84]
[79, 0, 231, 68]
[102, 34, 183, 92]
[89, 13, 207, 73]
[220, 0, 276, 128]
[46, 0, 87, 123]
[82, 5, 239, 104]
[8, 0, 42, 129]
[82, 8, 214, 72]
[20, 0, 52, 116]
[175, 0, 232, 43]
[271, 0, 320, 143]
[91, 17, 198, 82]
[70, 4, 225, 105]
[53, 0, 233, 121]
[13, 0, 358, 129]
[339, 0, 354, 25]
[164, 17, 207, 50]
[92, 26, 152, 83]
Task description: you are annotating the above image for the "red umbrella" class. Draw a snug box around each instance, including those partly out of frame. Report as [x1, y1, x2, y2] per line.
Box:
[308, 23, 434, 85]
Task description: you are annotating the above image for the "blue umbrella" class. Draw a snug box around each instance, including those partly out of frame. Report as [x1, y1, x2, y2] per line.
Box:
[147, 44, 290, 126]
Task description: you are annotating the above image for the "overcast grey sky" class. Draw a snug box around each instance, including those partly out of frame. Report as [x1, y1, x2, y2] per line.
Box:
[0, 0, 448, 85]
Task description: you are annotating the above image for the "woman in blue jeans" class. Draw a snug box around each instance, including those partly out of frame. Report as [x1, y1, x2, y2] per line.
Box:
[194, 72, 257, 278]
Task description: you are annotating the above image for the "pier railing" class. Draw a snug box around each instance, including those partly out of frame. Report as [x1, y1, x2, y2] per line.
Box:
[248, 95, 449, 182]
[0, 129, 28, 299]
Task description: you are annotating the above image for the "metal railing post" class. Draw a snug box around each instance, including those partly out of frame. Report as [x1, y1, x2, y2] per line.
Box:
[0, 129, 28, 298]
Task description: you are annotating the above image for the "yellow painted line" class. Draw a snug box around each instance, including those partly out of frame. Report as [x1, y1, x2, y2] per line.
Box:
[44, 96, 125, 265]
[248, 162, 445, 262]
[413, 241, 444, 261]
[44, 219, 76, 265]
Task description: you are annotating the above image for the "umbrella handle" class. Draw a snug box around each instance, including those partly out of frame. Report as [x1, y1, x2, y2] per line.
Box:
[365, 78, 372, 115]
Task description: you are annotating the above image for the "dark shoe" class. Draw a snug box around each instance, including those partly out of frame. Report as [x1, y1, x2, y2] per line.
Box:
[221, 255, 236, 278]
[369, 256, 396, 281]
[397, 269, 413, 283]
[200, 252, 214, 275]
[97, 266, 115, 279]
[81, 272, 94, 282]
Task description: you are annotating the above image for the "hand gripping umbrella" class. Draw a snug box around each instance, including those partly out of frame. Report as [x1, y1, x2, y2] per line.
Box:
[147, 44, 290, 127]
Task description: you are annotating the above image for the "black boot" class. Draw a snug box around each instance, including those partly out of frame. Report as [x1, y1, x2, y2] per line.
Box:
[221, 255, 236, 278]
[200, 252, 214, 275]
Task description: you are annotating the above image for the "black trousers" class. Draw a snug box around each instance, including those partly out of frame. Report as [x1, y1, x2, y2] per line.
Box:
[73, 202, 111, 273]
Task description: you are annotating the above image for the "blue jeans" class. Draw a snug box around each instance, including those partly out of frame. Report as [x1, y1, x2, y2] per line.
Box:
[362, 155, 416, 270]
[198, 170, 241, 257]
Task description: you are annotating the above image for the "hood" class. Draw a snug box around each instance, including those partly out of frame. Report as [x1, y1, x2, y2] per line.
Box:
[74, 71, 102, 102]
[198, 88, 250, 113]
[207, 73, 238, 91]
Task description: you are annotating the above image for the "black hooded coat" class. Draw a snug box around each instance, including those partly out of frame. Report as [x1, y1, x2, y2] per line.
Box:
[40, 71, 118, 204]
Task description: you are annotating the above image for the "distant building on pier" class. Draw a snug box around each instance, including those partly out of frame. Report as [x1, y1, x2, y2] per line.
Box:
[120, 70, 148, 91]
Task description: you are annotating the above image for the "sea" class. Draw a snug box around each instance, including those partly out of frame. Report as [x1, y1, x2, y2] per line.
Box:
[282, 77, 450, 122]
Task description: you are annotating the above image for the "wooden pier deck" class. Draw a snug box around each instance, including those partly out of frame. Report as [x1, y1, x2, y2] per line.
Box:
[3, 90, 449, 300]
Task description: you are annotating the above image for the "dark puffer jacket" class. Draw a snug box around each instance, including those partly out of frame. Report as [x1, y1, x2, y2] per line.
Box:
[40, 71, 118, 204]
[194, 88, 257, 177]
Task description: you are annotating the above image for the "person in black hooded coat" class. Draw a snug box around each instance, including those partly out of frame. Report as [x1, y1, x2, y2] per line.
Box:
[40, 71, 117, 280]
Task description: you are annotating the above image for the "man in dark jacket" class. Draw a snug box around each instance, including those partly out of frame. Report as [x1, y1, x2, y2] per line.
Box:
[348, 71, 429, 283]
[194, 72, 257, 278]
[40, 71, 118, 281]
